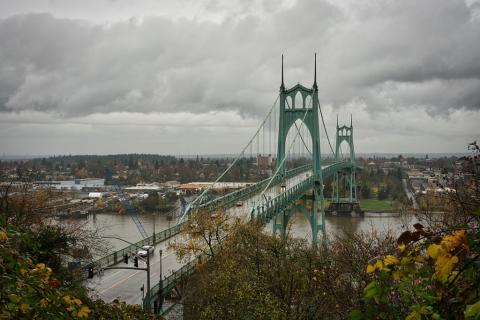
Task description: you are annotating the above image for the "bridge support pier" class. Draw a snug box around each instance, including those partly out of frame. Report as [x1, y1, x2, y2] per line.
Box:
[272, 190, 325, 245]
[328, 117, 361, 216]
[272, 210, 287, 239]
[311, 186, 326, 245]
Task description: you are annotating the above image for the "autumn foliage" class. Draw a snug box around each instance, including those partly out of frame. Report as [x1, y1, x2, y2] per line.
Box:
[354, 146, 480, 320]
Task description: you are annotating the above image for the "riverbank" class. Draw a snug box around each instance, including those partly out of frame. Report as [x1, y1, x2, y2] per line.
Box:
[359, 198, 398, 213]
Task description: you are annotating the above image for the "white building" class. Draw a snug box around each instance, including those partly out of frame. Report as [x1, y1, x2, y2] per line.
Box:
[34, 178, 105, 191]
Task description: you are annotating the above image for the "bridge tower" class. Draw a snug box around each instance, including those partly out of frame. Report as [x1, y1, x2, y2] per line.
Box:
[272, 54, 325, 244]
[330, 116, 362, 216]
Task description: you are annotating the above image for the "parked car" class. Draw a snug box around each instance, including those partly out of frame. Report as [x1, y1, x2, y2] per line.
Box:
[137, 245, 154, 257]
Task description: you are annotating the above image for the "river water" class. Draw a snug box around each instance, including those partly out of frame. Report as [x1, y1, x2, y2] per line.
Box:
[73, 209, 414, 256]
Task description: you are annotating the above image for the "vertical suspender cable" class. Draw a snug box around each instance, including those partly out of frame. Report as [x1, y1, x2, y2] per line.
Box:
[258, 106, 310, 199]
[318, 100, 334, 156]
[257, 130, 259, 156]
[263, 120, 265, 156]
[177, 94, 279, 225]
[269, 112, 271, 156]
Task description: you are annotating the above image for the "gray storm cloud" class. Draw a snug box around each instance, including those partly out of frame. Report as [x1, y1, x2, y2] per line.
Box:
[0, 0, 479, 154]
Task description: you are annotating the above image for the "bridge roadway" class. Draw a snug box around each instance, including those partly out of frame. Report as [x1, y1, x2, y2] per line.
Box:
[86, 169, 312, 306]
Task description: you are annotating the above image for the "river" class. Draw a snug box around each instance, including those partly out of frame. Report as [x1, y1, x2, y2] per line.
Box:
[67, 209, 415, 256]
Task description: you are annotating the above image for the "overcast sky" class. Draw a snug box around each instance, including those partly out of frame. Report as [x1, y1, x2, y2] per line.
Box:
[0, 0, 479, 156]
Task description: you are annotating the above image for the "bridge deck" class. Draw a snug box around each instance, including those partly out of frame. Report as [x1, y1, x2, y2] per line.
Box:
[87, 166, 313, 306]
[87, 161, 355, 309]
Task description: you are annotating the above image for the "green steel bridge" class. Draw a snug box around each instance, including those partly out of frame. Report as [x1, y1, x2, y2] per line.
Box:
[87, 55, 360, 314]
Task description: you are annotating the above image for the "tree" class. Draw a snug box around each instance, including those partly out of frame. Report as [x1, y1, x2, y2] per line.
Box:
[169, 209, 233, 262]
[178, 219, 398, 320]
[140, 193, 159, 212]
[355, 144, 480, 319]
[0, 222, 156, 319]
[377, 186, 388, 200]
[361, 184, 371, 199]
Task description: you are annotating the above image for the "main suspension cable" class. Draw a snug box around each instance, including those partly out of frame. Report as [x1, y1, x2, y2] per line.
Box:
[257, 94, 314, 201]
[177, 94, 280, 224]
[285, 99, 312, 155]
[257, 107, 309, 200]
[318, 100, 335, 155]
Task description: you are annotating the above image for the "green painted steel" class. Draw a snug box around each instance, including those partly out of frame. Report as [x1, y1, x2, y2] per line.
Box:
[97, 58, 360, 313]
[257, 161, 355, 238]
[86, 165, 313, 274]
[143, 254, 202, 311]
[273, 56, 326, 244]
[195, 164, 312, 212]
[333, 117, 357, 203]
[84, 224, 181, 273]
[143, 162, 357, 313]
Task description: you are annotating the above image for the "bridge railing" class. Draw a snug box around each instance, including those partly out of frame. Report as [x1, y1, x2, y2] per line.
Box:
[254, 175, 314, 222]
[85, 164, 312, 274]
[142, 161, 353, 313]
[143, 168, 315, 313]
[196, 164, 312, 212]
[253, 161, 355, 222]
[85, 223, 182, 272]
[144, 254, 204, 312]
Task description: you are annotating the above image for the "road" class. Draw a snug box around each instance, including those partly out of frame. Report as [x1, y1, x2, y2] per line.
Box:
[402, 178, 418, 209]
[86, 171, 311, 306]
[86, 238, 184, 305]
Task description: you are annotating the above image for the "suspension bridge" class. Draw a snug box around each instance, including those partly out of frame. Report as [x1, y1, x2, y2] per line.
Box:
[85, 55, 361, 314]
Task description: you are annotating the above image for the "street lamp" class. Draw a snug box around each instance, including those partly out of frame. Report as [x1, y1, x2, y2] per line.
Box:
[157, 249, 163, 313]
[101, 236, 151, 312]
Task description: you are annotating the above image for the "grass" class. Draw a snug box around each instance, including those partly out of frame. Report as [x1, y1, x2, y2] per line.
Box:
[359, 198, 395, 212]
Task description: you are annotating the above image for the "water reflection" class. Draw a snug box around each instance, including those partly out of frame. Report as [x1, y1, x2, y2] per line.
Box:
[69, 212, 176, 256]
[77, 209, 416, 256]
[285, 211, 415, 242]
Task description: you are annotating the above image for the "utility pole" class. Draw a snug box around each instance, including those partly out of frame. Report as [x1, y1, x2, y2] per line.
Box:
[101, 236, 152, 312]
[153, 212, 156, 243]
[158, 249, 164, 313]
[146, 249, 151, 311]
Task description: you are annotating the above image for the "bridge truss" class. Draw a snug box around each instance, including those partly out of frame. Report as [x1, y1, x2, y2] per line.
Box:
[178, 54, 359, 244]
[90, 55, 361, 315]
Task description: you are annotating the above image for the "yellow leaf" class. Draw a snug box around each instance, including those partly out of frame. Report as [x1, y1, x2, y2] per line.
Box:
[427, 244, 443, 260]
[366, 264, 375, 273]
[447, 271, 459, 283]
[405, 310, 421, 320]
[441, 230, 466, 252]
[77, 306, 91, 318]
[374, 260, 384, 271]
[414, 255, 425, 263]
[40, 298, 49, 307]
[0, 231, 8, 241]
[73, 298, 82, 306]
[384, 255, 400, 267]
[435, 255, 459, 282]
[397, 243, 406, 253]
[19, 303, 29, 314]
[35, 263, 46, 270]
